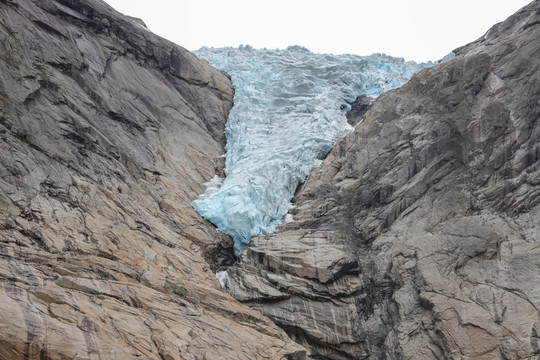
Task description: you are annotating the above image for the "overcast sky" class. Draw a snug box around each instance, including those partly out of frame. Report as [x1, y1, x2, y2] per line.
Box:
[103, 0, 531, 62]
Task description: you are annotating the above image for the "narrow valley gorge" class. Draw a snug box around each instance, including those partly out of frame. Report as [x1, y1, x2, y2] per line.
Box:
[0, 0, 539, 359]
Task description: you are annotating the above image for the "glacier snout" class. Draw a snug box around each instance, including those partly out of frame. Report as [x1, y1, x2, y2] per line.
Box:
[193, 46, 432, 254]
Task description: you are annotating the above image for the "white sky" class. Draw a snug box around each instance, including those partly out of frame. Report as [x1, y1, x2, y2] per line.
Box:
[103, 0, 531, 62]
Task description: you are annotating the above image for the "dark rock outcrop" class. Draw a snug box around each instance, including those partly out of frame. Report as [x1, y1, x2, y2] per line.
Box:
[227, 1, 540, 359]
[346, 95, 375, 126]
[0, 0, 307, 358]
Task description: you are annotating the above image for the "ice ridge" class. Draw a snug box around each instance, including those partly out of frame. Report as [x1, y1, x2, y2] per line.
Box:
[193, 45, 433, 255]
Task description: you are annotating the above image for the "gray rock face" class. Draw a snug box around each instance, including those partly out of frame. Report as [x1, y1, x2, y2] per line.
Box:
[0, 0, 307, 358]
[227, 1, 540, 359]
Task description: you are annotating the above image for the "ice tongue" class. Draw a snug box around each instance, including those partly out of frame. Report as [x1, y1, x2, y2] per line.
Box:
[193, 46, 433, 255]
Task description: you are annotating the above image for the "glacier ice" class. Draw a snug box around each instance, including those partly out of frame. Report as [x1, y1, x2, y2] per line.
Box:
[193, 46, 433, 255]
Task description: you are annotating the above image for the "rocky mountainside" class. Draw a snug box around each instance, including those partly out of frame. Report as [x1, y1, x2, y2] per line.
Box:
[1, 0, 539, 359]
[227, 1, 540, 359]
[0, 0, 307, 359]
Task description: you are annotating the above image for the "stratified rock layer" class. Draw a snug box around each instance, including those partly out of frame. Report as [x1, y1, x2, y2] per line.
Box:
[0, 0, 307, 359]
[227, 1, 540, 359]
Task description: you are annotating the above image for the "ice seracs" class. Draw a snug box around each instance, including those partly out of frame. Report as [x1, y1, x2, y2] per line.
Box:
[193, 46, 433, 255]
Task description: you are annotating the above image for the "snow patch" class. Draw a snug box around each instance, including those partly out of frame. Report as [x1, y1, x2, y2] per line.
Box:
[284, 214, 294, 224]
[199, 175, 224, 198]
[216, 270, 229, 289]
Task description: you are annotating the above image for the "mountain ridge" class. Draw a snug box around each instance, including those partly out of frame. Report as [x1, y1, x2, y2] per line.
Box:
[226, 1, 540, 358]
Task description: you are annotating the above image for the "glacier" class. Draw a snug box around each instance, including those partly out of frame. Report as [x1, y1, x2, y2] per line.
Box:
[193, 45, 433, 255]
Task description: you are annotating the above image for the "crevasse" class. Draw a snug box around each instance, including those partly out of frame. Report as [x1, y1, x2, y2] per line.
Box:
[193, 45, 433, 255]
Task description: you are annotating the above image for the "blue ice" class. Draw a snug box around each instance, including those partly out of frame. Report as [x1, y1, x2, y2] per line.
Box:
[193, 46, 433, 255]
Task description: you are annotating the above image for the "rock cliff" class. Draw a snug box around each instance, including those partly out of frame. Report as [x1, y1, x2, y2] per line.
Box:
[227, 1, 540, 359]
[0, 0, 307, 358]
[2, 0, 539, 359]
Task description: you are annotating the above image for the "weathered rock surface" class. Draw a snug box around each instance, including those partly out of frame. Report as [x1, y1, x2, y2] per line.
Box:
[0, 0, 307, 358]
[227, 1, 540, 359]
